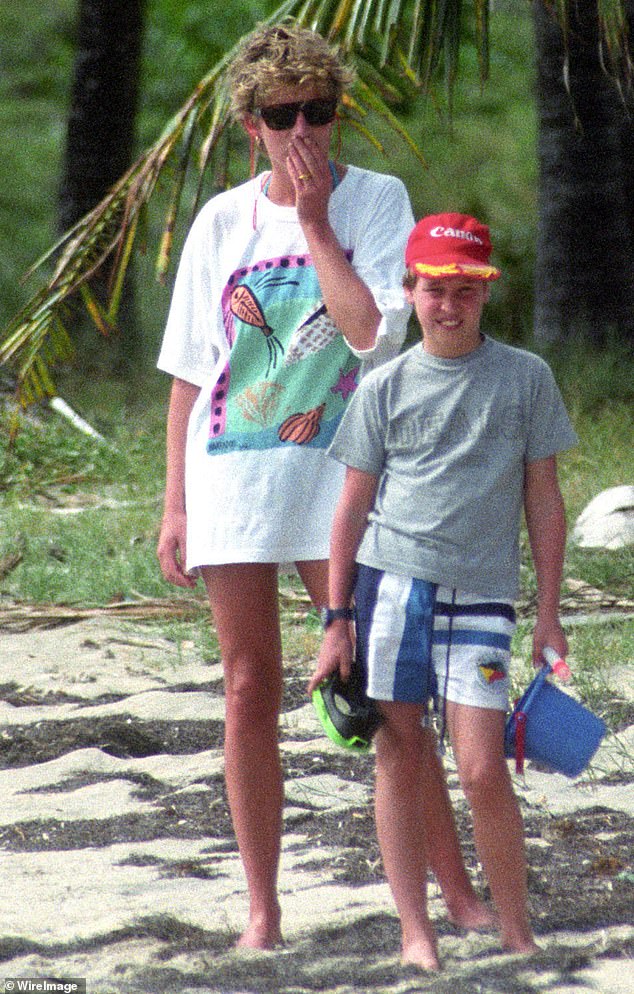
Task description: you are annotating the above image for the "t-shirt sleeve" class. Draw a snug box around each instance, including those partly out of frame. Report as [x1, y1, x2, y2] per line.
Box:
[525, 360, 578, 462]
[328, 373, 386, 474]
[343, 174, 414, 366]
[157, 205, 226, 387]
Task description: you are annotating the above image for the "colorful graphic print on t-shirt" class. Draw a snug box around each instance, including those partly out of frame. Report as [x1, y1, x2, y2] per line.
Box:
[207, 253, 359, 454]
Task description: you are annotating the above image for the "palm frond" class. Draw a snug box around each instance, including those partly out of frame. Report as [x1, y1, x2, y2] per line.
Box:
[597, 0, 633, 89]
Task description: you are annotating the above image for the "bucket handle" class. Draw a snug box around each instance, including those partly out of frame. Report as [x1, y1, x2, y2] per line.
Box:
[542, 645, 571, 681]
[510, 647, 571, 774]
[510, 668, 548, 775]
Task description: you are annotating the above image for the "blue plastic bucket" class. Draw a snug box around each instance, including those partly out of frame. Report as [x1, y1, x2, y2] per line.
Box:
[505, 667, 606, 777]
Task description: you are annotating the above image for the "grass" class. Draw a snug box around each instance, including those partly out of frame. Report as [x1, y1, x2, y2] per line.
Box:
[0, 375, 172, 607]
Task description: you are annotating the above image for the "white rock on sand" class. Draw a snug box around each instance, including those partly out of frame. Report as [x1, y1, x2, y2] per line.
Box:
[572, 485, 634, 549]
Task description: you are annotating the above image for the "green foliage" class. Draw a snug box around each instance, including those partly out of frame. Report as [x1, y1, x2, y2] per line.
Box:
[0, 411, 115, 496]
[398, 14, 538, 342]
[545, 336, 634, 414]
[0, 1, 76, 323]
[140, 0, 268, 141]
[2, 505, 167, 605]
[520, 345, 634, 605]
[0, 377, 173, 606]
[560, 404, 633, 534]
[566, 545, 634, 604]
[1, 0, 537, 401]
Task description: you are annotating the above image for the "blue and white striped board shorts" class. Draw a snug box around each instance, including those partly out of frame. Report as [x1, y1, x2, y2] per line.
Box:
[355, 564, 515, 710]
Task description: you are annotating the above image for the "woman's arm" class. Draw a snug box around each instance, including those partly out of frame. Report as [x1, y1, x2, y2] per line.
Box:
[300, 217, 382, 351]
[157, 377, 201, 588]
[288, 137, 384, 350]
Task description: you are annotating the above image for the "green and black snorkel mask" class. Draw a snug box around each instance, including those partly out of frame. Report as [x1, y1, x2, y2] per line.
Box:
[312, 659, 382, 753]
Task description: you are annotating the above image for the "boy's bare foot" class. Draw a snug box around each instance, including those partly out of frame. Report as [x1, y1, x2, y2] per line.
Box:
[447, 898, 498, 932]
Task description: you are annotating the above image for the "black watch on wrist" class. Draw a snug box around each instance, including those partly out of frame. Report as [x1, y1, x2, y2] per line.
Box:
[321, 607, 354, 629]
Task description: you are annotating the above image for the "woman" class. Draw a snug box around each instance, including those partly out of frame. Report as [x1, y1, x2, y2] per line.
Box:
[157, 23, 489, 950]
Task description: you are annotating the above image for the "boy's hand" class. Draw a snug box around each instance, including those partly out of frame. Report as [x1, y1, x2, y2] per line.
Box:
[307, 624, 353, 695]
[532, 617, 568, 671]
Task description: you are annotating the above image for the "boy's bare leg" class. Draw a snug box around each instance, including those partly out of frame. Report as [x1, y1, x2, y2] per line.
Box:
[420, 728, 497, 930]
[202, 563, 284, 950]
[374, 702, 440, 971]
[446, 702, 538, 954]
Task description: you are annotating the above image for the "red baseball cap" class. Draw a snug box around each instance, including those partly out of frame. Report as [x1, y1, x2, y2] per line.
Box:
[405, 213, 501, 281]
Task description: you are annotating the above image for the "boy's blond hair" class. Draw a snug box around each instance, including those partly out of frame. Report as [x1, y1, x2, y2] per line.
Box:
[227, 23, 354, 120]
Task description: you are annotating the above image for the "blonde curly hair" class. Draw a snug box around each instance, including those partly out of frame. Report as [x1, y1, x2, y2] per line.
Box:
[227, 23, 355, 120]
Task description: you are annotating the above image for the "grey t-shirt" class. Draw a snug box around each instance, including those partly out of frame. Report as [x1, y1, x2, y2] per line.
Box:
[328, 336, 578, 599]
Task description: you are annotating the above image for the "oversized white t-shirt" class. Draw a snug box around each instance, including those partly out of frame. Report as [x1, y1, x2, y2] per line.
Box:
[157, 166, 414, 567]
[329, 337, 578, 599]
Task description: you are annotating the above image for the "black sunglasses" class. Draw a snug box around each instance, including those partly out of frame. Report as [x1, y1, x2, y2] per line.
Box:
[255, 98, 338, 131]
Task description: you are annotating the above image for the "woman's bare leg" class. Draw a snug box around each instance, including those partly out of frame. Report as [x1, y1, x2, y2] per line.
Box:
[201, 563, 284, 949]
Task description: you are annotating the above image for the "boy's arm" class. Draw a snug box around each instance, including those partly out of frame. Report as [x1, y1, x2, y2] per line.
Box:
[307, 466, 379, 692]
[524, 454, 569, 666]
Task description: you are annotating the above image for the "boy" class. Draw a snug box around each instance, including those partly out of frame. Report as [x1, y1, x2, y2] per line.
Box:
[308, 213, 578, 969]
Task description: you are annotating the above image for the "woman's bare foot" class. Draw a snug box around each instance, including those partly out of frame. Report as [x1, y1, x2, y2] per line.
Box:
[401, 926, 441, 972]
[236, 908, 282, 950]
[401, 937, 441, 972]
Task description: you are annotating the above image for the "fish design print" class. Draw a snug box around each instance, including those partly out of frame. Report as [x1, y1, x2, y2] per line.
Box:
[229, 284, 284, 374]
[208, 252, 358, 455]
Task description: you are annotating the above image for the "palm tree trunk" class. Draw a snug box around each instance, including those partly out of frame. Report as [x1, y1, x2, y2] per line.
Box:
[533, 1, 634, 345]
[59, 0, 145, 376]
[618, 0, 634, 249]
